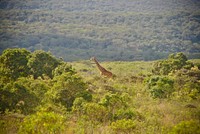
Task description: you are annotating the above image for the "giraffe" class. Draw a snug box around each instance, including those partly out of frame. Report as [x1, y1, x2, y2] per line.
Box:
[90, 57, 113, 78]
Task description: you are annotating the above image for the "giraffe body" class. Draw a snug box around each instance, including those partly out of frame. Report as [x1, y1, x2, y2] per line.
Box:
[90, 57, 113, 78]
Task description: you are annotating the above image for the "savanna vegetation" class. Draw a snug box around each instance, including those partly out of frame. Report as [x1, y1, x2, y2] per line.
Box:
[0, 0, 200, 61]
[0, 48, 200, 134]
[0, 0, 200, 133]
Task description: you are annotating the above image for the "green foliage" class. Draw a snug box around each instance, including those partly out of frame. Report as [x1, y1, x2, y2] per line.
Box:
[0, 48, 79, 114]
[47, 72, 88, 109]
[0, 113, 22, 133]
[173, 66, 200, 100]
[113, 108, 137, 120]
[76, 90, 92, 102]
[100, 93, 129, 108]
[99, 93, 132, 121]
[170, 120, 200, 134]
[72, 101, 109, 133]
[53, 62, 76, 77]
[0, 77, 49, 114]
[0, 49, 200, 134]
[152, 53, 194, 75]
[0, 48, 31, 80]
[18, 111, 66, 134]
[151, 53, 200, 99]
[27, 50, 61, 79]
[72, 97, 86, 116]
[146, 76, 174, 98]
[1, 1, 200, 61]
[82, 103, 108, 123]
[0, 87, 15, 112]
[110, 119, 136, 133]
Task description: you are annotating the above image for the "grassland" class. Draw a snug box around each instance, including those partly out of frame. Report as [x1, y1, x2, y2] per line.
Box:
[1, 51, 200, 133]
[69, 59, 200, 134]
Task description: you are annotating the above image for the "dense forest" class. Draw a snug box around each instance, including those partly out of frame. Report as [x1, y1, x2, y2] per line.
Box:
[0, 0, 200, 61]
[0, 48, 200, 133]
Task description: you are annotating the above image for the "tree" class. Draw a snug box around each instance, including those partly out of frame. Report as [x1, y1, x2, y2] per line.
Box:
[47, 72, 89, 109]
[146, 76, 174, 98]
[0, 48, 31, 80]
[99, 93, 132, 121]
[0, 77, 49, 114]
[53, 62, 76, 77]
[27, 50, 61, 79]
[152, 53, 193, 75]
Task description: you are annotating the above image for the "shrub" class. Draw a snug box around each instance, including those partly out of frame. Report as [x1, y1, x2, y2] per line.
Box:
[76, 90, 92, 102]
[152, 53, 193, 75]
[113, 108, 137, 120]
[174, 66, 200, 100]
[18, 111, 66, 134]
[0, 48, 31, 80]
[27, 50, 61, 79]
[99, 93, 131, 120]
[72, 97, 86, 116]
[110, 119, 136, 133]
[100, 93, 129, 109]
[0, 77, 44, 114]
[170, 120, 200, 134]
[146, 76, 174, 98]
[47, 73, 88, 109]
[53, 62, 76, 77]
[0, 112, 22, 134]
[82, 103, 108, 123]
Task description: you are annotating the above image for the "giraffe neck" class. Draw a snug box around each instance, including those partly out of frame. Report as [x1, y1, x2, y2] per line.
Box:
[93, 58, 106, 72]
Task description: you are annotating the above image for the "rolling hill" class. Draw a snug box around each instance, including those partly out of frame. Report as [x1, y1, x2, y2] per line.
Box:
[0, 0, 200, 61]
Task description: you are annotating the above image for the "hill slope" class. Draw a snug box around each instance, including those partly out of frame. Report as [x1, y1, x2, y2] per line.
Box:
[0, 0, 200, 61]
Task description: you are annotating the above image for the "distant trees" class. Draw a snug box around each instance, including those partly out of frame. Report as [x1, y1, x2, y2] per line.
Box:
[0, 0, 200, 61]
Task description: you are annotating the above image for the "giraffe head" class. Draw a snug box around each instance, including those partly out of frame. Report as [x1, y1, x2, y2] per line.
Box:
[90, 57, 96, 61]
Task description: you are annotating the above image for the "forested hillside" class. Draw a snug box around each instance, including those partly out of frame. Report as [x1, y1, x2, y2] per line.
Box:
[0, 48, 200, 133]
[0, 0, 200, 61]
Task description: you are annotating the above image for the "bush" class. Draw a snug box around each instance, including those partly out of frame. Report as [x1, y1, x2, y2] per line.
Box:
[53, 62, 76, 77]
[170, 120, 200, 134]
[27, 50, 61, 79]
[18, 111, 66, 134]
[82, 103, 108, 123]
[0, 76, 51, 114]
[146, 76, 174, 98]
[47, 73, 88, 109]
[174, 66, 200, 100]
[0, 48, 31, 80]
[152, 53, 193, 75]
[72, 97, 86, 116]
[113, 108, 137, 120]
[0, 112, 22, 134]
[99, 93, 131, 120]
[110, 119, 136, 133]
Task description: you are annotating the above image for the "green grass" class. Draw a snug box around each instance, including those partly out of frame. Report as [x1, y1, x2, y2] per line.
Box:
[1, 59, 200, 134]
[70, 59, 200, 134]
